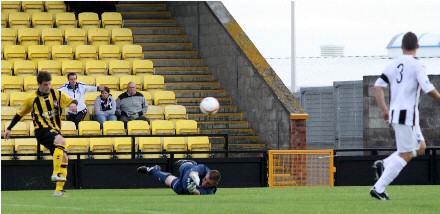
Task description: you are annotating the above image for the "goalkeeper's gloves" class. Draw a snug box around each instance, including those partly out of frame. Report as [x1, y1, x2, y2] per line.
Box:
[189, 172, 200, 186]
[187, 182, 197, 193]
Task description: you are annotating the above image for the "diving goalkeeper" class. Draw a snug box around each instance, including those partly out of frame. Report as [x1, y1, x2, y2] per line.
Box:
[137, 160, 221, 195]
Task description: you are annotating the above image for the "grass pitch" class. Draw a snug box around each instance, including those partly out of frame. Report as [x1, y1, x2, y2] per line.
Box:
[2, 186, 439, 214]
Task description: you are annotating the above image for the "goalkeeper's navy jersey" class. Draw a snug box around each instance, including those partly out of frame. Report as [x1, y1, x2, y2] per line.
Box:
[172, 164, 217, 195]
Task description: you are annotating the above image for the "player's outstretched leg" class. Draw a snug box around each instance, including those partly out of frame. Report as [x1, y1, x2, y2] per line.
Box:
[137, 165, 171, 185]
[174, 160, 198, 167]
[372, 160, 384, 180]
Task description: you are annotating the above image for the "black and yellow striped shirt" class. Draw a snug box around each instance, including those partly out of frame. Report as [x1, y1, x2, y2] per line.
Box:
[17, 88, 75, 131]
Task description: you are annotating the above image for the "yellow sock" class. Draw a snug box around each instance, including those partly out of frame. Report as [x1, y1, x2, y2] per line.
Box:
[55, 162, 68, 192]
[52, 146, 64, 176]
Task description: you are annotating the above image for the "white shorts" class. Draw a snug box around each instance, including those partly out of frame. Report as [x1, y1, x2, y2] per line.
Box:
[392, 124, 422, 153]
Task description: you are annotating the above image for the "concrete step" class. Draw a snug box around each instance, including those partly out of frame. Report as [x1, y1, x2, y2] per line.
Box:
[139, 43, 193, 51]
[155, 66, 209, 75]
[198, 121, 249, 129]
[116, 3, 167, 12]
[166, 81, 221, 90]
[200, 128, 255, 135]
[120, 11, 172, 19]
[177, 97, 232, 106]
[185, 105, 237, 113]
[162, 74, 214, 82]
[124, 19, 177, 27]
[151, 59, 204, 67]
[134, 35, 188, 43]
[189, 112, 244, 121]
[144, 50, 198, 59]
[128, 26, 182, 35]
[173, 89, 226, 98]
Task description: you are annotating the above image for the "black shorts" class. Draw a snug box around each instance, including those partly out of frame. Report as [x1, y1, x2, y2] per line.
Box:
[35, 128, 61, 155]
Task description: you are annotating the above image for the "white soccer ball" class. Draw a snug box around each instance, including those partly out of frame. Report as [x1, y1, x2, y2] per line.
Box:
[200, 97, 220, 115]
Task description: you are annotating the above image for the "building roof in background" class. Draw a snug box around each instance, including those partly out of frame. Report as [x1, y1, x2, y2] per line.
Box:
[387, 32, 440, 48]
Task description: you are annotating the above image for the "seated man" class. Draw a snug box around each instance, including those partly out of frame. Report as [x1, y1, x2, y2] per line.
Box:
[137, 160, 221, 195]
[115, 82, 148, 127]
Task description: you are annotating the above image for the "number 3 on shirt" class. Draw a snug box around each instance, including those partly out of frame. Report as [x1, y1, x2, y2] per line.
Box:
[396, 64, 404, 83]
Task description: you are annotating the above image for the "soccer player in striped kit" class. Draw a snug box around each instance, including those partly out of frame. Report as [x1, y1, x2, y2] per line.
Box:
[371, 32, 440, 200]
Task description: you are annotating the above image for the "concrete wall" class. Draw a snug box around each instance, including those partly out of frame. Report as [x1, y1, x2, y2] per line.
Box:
[167, 2, 304, 149]
[364, 75, 440, 148]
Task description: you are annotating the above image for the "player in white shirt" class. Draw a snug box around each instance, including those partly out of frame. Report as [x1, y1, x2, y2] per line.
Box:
[371, 32, 440, 200]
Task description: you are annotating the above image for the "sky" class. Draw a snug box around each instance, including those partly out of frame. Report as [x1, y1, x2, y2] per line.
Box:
[222, 0, 440, 88]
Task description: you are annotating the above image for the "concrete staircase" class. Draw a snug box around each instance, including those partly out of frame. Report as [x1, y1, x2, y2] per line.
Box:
[117, 2, 265, 150]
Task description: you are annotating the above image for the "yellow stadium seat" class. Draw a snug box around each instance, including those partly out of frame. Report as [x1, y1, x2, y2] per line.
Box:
[101, 12, 123, 30]
[89, 137, 113, 159]
[52, 45, 73, 62]
[2, 28, 17, 52]
[2, 106, 17, 120]
[84, 91, 101, 106]
[44, 1, 66, 19]
[37, 60, 61, 75]
[66, 138, 89, 160]
[1, 13, 7, 28]
[88, 28, 110, 50]
[8, 12, 30, 30]
[111, 28, 133, 49]
[2, 1, 21, 16]
[99, 45, 120, 65]
[14, 60, 36, 76]
[77, 75, 95, 85]
[78, 121, 102, 135]
[95, 75, 118, 91]
[1, 139, 15, 160]
[151, 120, 175, 135]
[139, 91, 152, 105]
[154, 91, 176, 106]
[15, 138, 37, 160]
[143, 75, 165, 93]
[78, 12, 100, 34]
[31, 12, 53, 34]
[5, 121, 28, 136]
[27, 121, 35, 136]
[27, 45, 50, 66]
[122, 45, 143, 67]
[3, 45, 26, 65]
[85, 60, 107, 76]
[111, 90, 123, 99]
[23, 75, 38, 91]
[39, 144, 52, 160]
[127, 120, 150, 135]
[163, 137, 186, 158]
[175, 120, 198, 135]
[17, 28, 40, 50]
[133, 60, 154, 76]
[2, 92, 8, 105]
[145, 105, 164, 121]
[114, 137, 133, 159]
[61, 60, 83, 75]
[22, 1, 44, 16]
[164, 105, 188, 121]
[138, 137, 162, 158]
[187, 136, 211, 158]
[1, 75, 23, 92]
[103, 121, 126, 135]
[51, 75, 67, 89]
[108, 60, 131, 76]
[41, 28, 63, 50]
[65, 28, 86, 52]
[2, 60, 13, 75]
[119, 75, 141, 90]
[9, 91, 30, 107]
[75, 45, 98, 69]
[60, 121, 78, 136]
[55, 12, 77, 34]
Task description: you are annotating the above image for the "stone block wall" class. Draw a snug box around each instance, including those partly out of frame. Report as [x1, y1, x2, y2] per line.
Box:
[364, 75, 440, 148]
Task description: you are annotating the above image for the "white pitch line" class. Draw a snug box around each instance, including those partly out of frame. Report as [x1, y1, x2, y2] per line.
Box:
[4, 203, 175, 214]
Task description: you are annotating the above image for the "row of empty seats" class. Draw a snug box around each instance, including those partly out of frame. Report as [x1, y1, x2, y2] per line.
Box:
[2, 74, 165, 93]
[1, 136, 211, 160]
[1, 119, 198, 137]
[2, 1, 66, 18]
[2, 28, 133, 52]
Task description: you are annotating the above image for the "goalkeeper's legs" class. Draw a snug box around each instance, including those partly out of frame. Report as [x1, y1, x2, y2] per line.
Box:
[137, 165, 175, 186]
